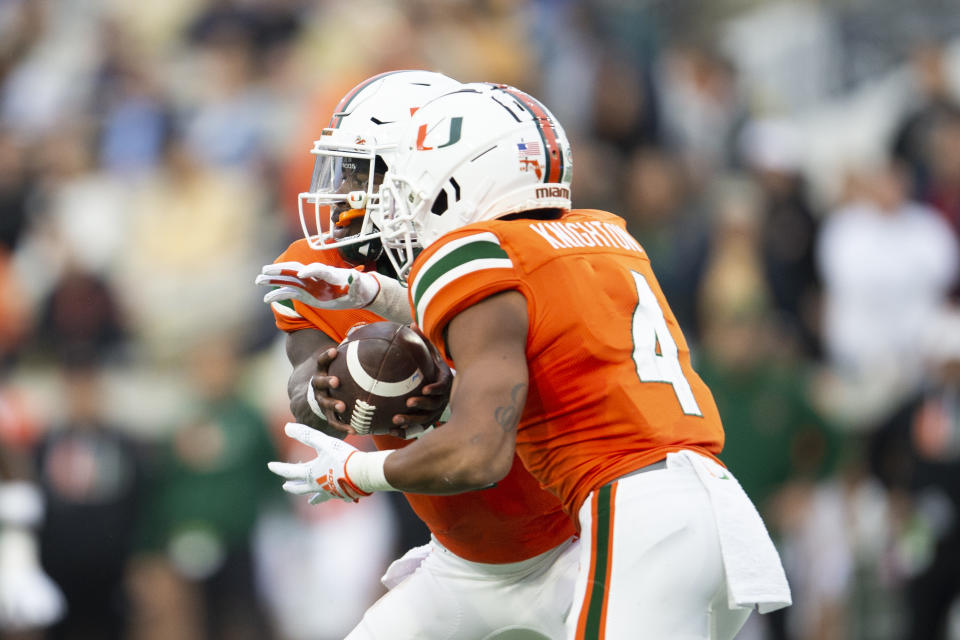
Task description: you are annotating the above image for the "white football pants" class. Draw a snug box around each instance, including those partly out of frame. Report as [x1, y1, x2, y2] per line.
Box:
[347, 534, 580, 640]
[565, 454, 754, 640]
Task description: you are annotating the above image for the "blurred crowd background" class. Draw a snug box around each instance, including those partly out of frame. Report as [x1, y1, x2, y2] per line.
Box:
[0, 0, 959, 639]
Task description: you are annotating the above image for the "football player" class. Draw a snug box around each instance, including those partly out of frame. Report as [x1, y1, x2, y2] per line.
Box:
[266, 83, 793, 639]
[256, 71, 579, 640]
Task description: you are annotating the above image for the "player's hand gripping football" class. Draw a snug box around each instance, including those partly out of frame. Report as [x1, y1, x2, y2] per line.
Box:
[296, 347, 354, 437]
[297, 341, 450, 440]
[267, 422, 370, 504]
[390, 325, 454, 438]
[256, 261, 380, 311]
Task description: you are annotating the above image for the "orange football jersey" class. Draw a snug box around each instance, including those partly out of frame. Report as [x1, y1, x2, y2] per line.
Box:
[270, 239, 575, 563]
[409, 209, 725, 518]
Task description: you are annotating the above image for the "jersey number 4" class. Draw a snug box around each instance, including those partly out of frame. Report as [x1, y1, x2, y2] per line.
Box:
[630, 271, 702, 416]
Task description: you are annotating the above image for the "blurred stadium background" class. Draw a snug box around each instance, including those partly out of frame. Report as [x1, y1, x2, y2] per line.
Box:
[0, 0, 959, 638]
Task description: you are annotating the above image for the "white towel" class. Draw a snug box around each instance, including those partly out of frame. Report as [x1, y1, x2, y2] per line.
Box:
[668, 450, 792, 613]
[380, 543, 432, 590]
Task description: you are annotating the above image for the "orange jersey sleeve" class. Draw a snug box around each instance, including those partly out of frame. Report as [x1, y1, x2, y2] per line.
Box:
[409, 210, 726, 517]
[269, 239, 575, 562]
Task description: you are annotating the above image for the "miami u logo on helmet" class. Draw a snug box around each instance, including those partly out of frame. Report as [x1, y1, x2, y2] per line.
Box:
[416, 117, 463, 150]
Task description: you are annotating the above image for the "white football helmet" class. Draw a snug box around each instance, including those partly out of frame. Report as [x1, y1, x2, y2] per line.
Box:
[298, 70, 461, 265]
[374, 83, 573, 280]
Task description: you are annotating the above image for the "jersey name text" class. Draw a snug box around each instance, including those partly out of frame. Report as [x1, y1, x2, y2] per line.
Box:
[528, 220, 644, 252]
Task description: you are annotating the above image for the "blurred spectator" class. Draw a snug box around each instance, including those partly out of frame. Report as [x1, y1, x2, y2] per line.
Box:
[0, 127, 36, 366]
[530, 1, 601, 139]
[181, 13, 277, 171]
[657, 43, 745, 185]
[0, 1, 100, 140]
[114, 134, 265, 362]
[0, 1, 45, 86]
[15, 123, 130, 305]
[919, 108, 960, 251]
[42, 121, 128, 264]
[413, 1, 534, 89]
[867, 308, 960, 640]
[34, 354, 147, 640]
[622, 147, 710, 340]
[0, 381, 39, 454]
[740, 118, 823, 357]
[0, 128, 33, 253]
[699, 294, 838, 516]
[0, 377, 65, 638]
[136, 337, 278, 640]
[0, 250, 31, 369]
[816, 163, 959, 419]
[720, 0, 843, 113]
[588, 46, 661, 155]
[698, 176, 772, 338]
[36, 266, 127, 364]
[697, 175, 838, 510]
[568, 138, 623, 216]
[890, 41, 960, 202]
[186, 0, 303, 67]
[834, 1, 960, 85]
[773, 456, 902, 640]
[93, 24, 173, 176]
[580, 0, 661, 67]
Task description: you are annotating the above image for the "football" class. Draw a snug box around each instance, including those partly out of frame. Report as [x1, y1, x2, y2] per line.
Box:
[328, 321, 449, 436]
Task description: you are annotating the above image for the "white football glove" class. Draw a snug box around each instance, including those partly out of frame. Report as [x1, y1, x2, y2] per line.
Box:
[0, 527, 66, 631]
[256, 261, 380, 311]
[267, 422, 370, 504]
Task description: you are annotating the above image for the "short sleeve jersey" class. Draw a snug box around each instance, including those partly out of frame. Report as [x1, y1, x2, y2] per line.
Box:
[271, 239, 575, 563]
[408, 210, 726, 517]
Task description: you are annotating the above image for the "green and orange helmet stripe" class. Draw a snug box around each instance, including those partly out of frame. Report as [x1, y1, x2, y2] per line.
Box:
[491, 84, 566, 184]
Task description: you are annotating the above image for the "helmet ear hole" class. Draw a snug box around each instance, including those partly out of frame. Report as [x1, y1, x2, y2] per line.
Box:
[430, 178, 461, 216]
[431, 189, 448, 216]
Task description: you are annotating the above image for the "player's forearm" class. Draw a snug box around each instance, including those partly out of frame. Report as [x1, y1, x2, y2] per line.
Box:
[390, 425, 514, 493]
[345, 428, 511, 495]
[349, 373, 523, 494]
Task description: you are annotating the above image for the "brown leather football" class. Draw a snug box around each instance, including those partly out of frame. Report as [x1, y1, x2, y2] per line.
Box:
[328, 321, 448, 435]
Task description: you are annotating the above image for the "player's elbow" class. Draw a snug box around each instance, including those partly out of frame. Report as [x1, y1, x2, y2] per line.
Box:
[450, 464, 508, 491]
[452, 444, 513, 489]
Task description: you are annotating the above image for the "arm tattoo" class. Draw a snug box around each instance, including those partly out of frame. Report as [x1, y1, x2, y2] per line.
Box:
[494, 383, 527, 433]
